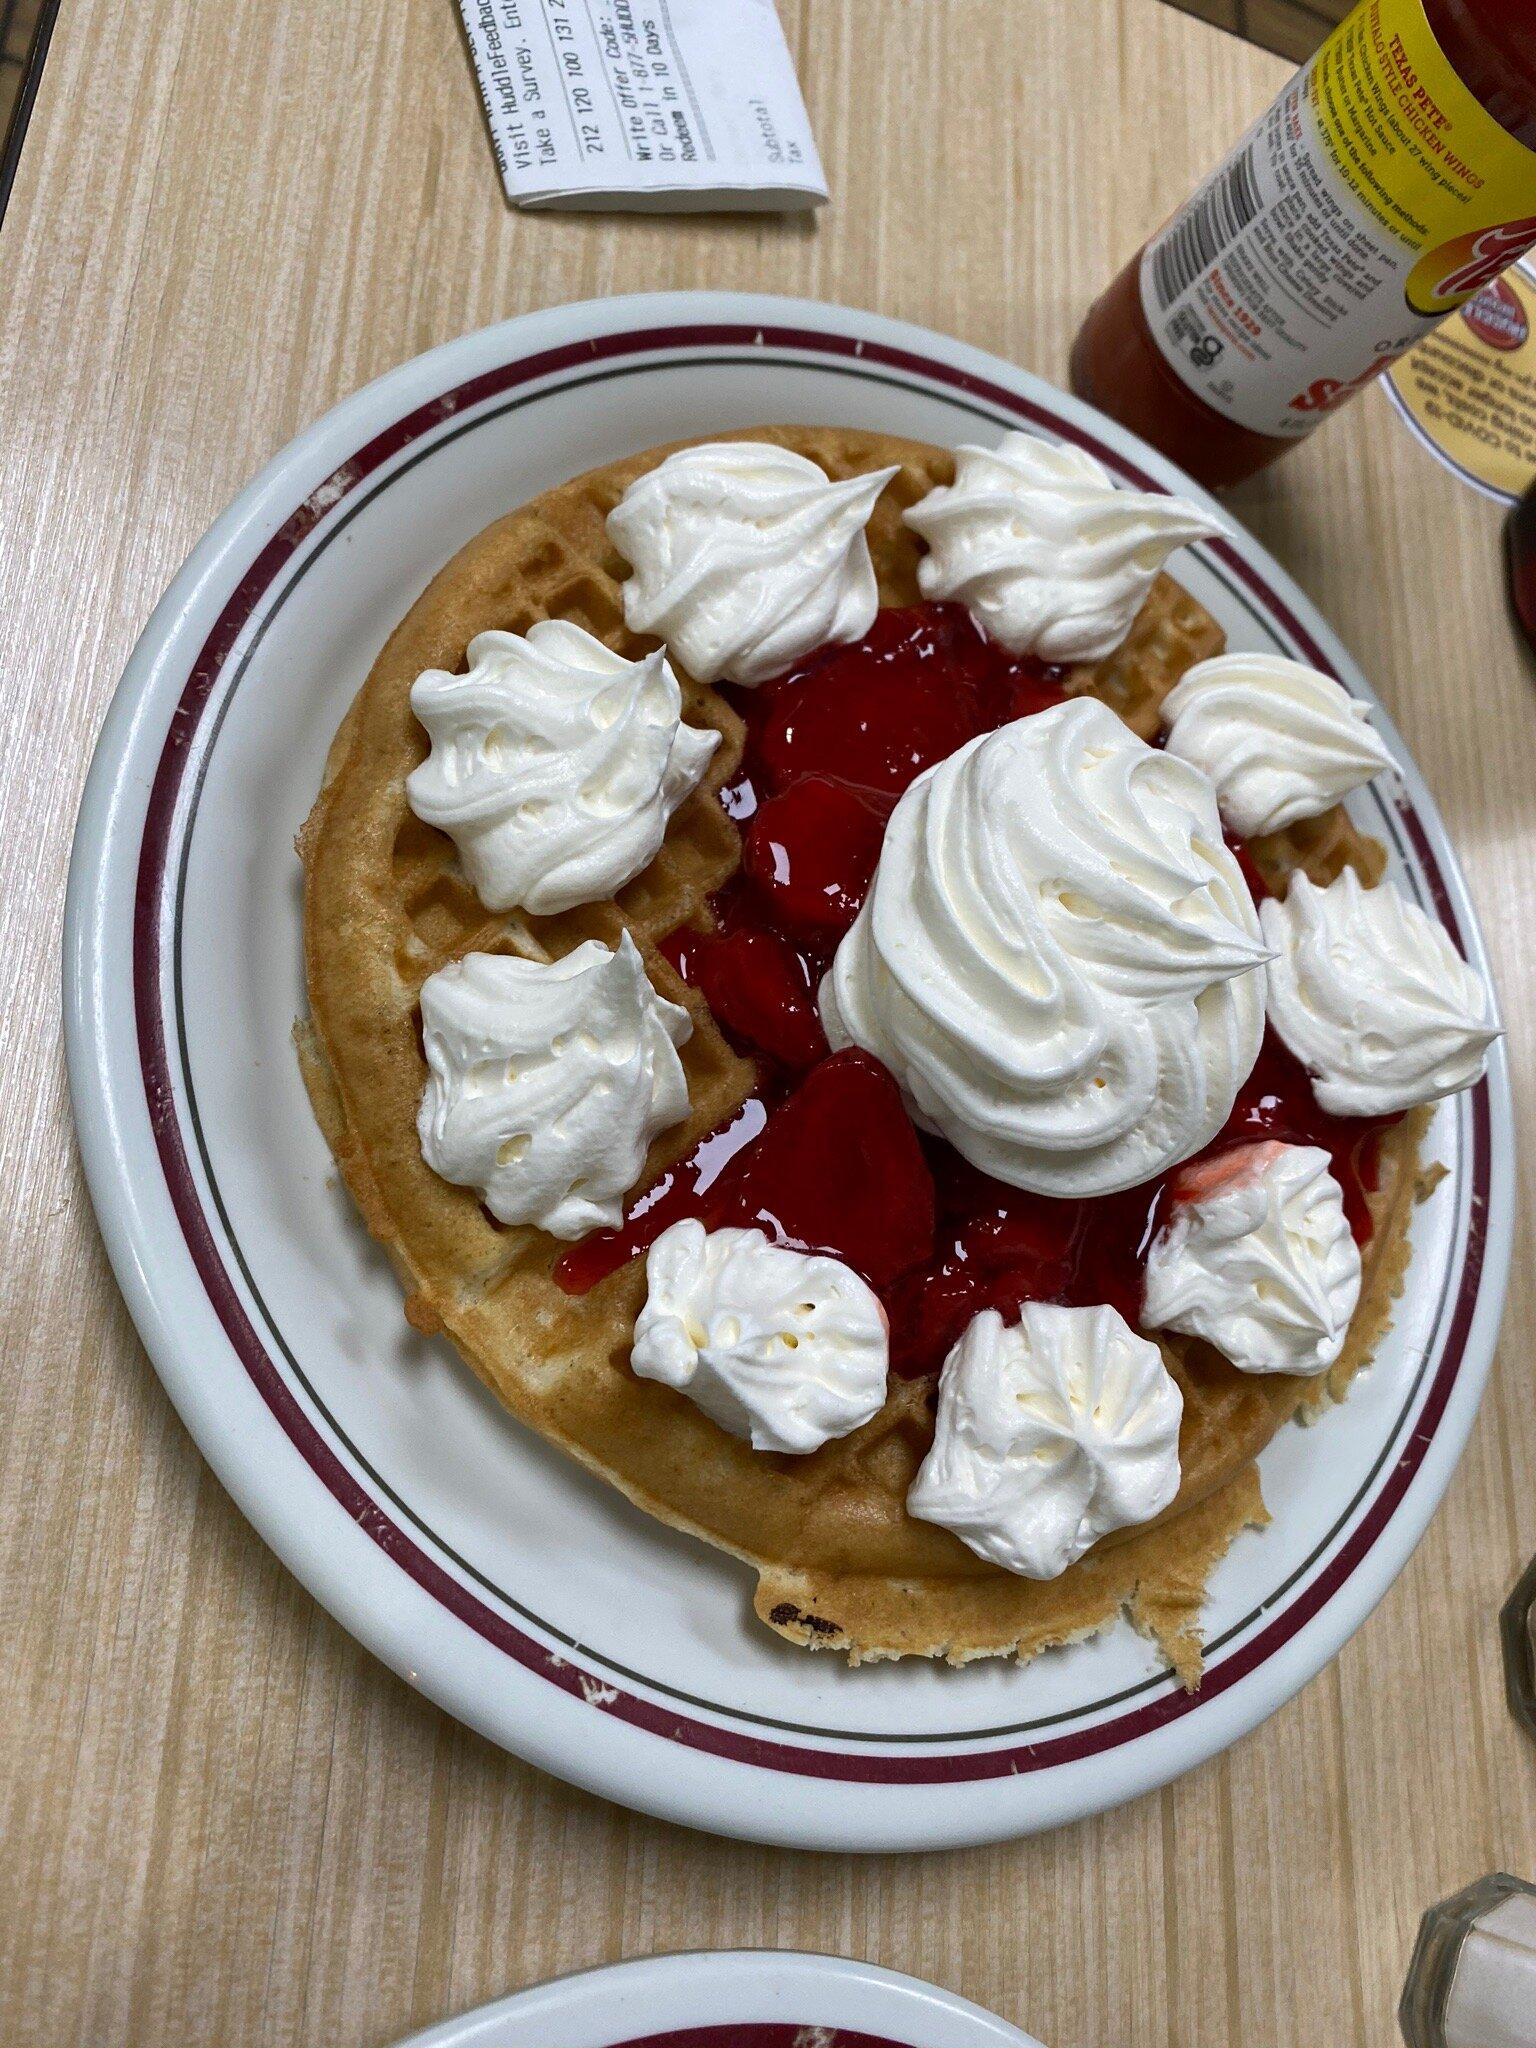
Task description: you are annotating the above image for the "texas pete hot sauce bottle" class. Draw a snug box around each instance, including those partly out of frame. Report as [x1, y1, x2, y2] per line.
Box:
[1070, 0, 1536, 486]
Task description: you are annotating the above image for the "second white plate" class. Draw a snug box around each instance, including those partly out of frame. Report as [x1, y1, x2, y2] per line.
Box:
[393, 1952, 1042, 2048]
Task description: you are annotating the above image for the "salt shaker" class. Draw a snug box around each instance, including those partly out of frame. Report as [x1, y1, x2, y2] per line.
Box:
[1400, 1874, 1536, 2048]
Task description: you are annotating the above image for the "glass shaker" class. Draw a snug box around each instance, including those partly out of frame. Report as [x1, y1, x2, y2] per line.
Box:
[1401, 1873, 1536, 2048]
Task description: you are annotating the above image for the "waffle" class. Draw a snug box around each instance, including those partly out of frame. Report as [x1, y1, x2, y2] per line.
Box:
[298, 426, 1427, 1682]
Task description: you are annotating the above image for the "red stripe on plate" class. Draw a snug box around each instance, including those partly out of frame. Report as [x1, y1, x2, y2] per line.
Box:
[130, 322, 1489, 1784]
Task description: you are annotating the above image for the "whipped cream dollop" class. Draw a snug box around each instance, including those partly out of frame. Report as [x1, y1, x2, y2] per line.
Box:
[1160, 652, 1394, 839]
[630, 1220, 889, 1454]
[821, 697, 1269, 1197]
[1261, 868, 1500, 1117]
[406, 620, 719, 916]
[907, 1302, 1183, 1579]
[417, 935, 691, 1238]
[902, 431, 1226, 662]
[1143, 1141, 1361, 1376]
[606, 440, 898, 686]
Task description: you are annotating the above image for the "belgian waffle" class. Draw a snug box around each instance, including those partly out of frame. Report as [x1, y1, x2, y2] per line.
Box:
[297, 426, 1426, 1681]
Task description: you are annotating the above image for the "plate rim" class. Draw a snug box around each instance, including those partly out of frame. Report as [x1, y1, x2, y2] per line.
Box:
[389, 1950, 1041, 2048]
[63, 288, 1514, 1850]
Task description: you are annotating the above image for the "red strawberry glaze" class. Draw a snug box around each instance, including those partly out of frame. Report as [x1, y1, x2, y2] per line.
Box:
[555, 602, 1400, 1375]
[666, 601, 1069, 1066]
[742, 775, 889, 944]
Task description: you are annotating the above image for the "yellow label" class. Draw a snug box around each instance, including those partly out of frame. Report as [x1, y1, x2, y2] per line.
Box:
[1141, 0, 1536, 439]
[1388, 264, 1536, 500]
[1311, 0, 1536, 318]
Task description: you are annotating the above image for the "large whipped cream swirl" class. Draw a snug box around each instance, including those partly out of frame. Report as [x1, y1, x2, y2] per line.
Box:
[1143, 1141, 1361, 1376]
[1160, 652, 1394, 838]
[631, 1220, 889, 1455]
[1261, 868, 1500, 1117]
[417, 935, 691, 1238]
[407, 621, 719, 915]
[606, 440, 898, 685]
[821, 697, 1270, 1197]
[903, 432, 1226, 661]
[907, 1302, 1183, 1579]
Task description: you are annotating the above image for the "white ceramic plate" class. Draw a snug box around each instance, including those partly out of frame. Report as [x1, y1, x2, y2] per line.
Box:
[391, 1953, 1042, 2048]
[64, 291, 1511, 1852]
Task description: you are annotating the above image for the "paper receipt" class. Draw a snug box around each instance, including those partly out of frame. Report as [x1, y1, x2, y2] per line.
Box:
[460, 0, 828, 212]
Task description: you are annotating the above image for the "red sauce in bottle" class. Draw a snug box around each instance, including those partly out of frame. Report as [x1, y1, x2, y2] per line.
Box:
[1070, 0, 1536, 485]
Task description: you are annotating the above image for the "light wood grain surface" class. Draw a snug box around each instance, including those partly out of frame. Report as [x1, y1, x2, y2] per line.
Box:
[2, 3, 1534, 2045]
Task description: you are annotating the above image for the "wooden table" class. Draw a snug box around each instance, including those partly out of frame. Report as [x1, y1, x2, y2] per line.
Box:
[1182, 0, 1351, 64]
[3, 3, 1534, 2043]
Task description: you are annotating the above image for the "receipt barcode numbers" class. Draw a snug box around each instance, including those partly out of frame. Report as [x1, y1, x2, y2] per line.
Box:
[557, 0, 705, 166]
[460, 0, 827, 211]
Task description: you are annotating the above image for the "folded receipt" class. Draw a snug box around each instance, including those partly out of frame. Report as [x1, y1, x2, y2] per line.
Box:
[460, 0, 828, 212]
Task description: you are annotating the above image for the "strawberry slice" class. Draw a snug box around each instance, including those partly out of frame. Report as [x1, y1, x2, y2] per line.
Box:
[757, 658, 984, 797]
[690, 926, 829, 1070]
[754, 603, 1066, 797]
[886, 1256, 986, 1380]
[742, 776, 890, 941]
[707, 1048, 936, 1291]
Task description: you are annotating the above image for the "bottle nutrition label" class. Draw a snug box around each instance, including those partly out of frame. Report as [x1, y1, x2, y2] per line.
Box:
[1139, 0, 1536, 440]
